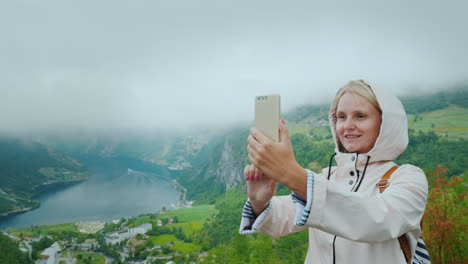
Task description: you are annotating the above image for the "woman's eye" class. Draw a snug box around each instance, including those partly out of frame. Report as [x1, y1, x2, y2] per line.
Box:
[357, 114, 366, 119]
[338, 115, 345, 120]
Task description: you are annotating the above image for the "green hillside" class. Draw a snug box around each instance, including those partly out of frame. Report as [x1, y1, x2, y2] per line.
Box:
[400, 87, 467, 114]
[408, 105, 468, 138]
[0, 138, 92, 216]
[0, 233, 31, 264]
[175, 128, 250, 205]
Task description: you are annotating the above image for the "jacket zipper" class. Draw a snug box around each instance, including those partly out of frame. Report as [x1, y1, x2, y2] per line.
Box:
[331, 155, 371, 263]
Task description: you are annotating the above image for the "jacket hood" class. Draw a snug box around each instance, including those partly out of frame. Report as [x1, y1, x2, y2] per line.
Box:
[329, 82, 408, 164]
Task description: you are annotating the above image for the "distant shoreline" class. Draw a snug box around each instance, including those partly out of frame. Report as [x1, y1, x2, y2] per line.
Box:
[0, 204, 39, 218]
[32, 178, 88, 198]
[0, 179, 88, 219]
[170, 179, 193, 209]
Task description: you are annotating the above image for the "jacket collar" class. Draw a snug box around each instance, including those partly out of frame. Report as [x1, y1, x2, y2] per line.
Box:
[335, 152, 372, 171]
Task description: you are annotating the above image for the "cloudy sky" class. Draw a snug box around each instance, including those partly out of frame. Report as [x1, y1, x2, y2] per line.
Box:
[1, 0, 467, 134]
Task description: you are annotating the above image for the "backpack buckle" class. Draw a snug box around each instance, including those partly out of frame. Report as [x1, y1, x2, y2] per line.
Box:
[376, 179, 389, 188]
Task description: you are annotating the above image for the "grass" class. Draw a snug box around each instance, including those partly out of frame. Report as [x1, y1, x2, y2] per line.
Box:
[172, 241, 201, 254]
[39, 223, 76, 232]
[408, 105, 468, 139]
[146, 206, 216, 253]
[150, 234, 177, 245]
[171, 221, 205, 236]
[72, 252, 105, 264]
[38, 167, 90, 181]
[287, 122, 312, 135]
[0, 196, 15, 213]
[6, 222, 77, 237]
[128, 215, 151, 227]
[150, 232, 202, 253]
[309, 126, 333, 140]
[287, 122, 333, 142]
[159, 205, 216, 222]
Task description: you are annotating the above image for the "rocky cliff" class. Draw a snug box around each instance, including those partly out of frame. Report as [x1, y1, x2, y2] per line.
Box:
[176, 128, 249, 203]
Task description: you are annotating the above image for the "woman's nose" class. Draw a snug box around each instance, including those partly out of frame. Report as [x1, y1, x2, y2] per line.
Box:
[344, 118, 356, 129]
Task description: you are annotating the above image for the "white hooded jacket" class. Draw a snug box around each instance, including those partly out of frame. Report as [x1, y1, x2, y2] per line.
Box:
[240, 83, 429, 264]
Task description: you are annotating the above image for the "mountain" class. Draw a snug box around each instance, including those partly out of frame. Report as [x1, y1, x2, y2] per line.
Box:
[400, 86, 468, 115]
[175, 127, 250, 204]
[35, 129, 216, 171]
[0, 138, 92, 216]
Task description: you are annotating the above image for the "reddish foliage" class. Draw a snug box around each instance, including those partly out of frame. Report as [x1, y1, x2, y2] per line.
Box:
[422, 165, 467, 264]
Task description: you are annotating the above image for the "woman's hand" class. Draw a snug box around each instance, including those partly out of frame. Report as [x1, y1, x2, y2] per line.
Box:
[247, 119, 308, 198]
[244, 164, 277, 215]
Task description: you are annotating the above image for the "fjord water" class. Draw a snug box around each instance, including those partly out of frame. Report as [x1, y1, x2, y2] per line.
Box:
[0, 158, 179, 229]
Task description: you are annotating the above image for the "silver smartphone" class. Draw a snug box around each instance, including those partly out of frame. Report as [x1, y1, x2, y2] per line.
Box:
[255, 94, 281, 143]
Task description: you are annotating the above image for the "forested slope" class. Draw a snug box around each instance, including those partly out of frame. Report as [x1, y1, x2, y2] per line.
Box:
[176, 128, 250, 204]
[0, 138, 92, 216]
[0, 233, 31, 264]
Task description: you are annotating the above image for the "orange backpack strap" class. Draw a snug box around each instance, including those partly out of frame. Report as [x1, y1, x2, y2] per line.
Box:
[377, 165, 399, 193]
[378, 165, 412, 264]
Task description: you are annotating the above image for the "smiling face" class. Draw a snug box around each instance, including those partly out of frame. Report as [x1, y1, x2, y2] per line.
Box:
[335, 92, 382, 154]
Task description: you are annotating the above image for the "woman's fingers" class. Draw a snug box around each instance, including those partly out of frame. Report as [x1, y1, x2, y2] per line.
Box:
[248, 134, 269, 168]
[243, 165, 249, 180]
[279, 118, 291, 143]
[250, 128, 271, 144]
[247, 148, 258, 167]
[244, 165, 253, 180]
[254, 166, 263, 181]
[247, 135, 261, 152]
[244, 165, 263, 181]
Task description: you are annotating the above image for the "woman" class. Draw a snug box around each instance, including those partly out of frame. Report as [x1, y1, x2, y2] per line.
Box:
[240, 80, 430, 264]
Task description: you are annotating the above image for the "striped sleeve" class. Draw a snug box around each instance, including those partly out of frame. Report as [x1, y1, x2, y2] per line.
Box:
[239, 199, 272, 235]
[412, 236, 431, 264]
[292, 169, 315, 226]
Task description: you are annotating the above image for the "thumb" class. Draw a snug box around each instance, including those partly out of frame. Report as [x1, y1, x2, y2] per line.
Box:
[279, 118, 290, 143]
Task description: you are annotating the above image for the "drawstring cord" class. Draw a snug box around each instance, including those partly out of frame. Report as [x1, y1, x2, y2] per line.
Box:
[327, 153, 337, 180]
[326, 153, 370, 184]
[354, 156, 371, 192]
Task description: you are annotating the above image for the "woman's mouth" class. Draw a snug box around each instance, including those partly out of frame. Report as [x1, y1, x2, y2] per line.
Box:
[345, 135, 361, 139]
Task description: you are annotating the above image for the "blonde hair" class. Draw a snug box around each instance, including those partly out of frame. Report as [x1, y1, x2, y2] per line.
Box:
[330, 80, 382, 152]
[330, 80, 382, 122]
